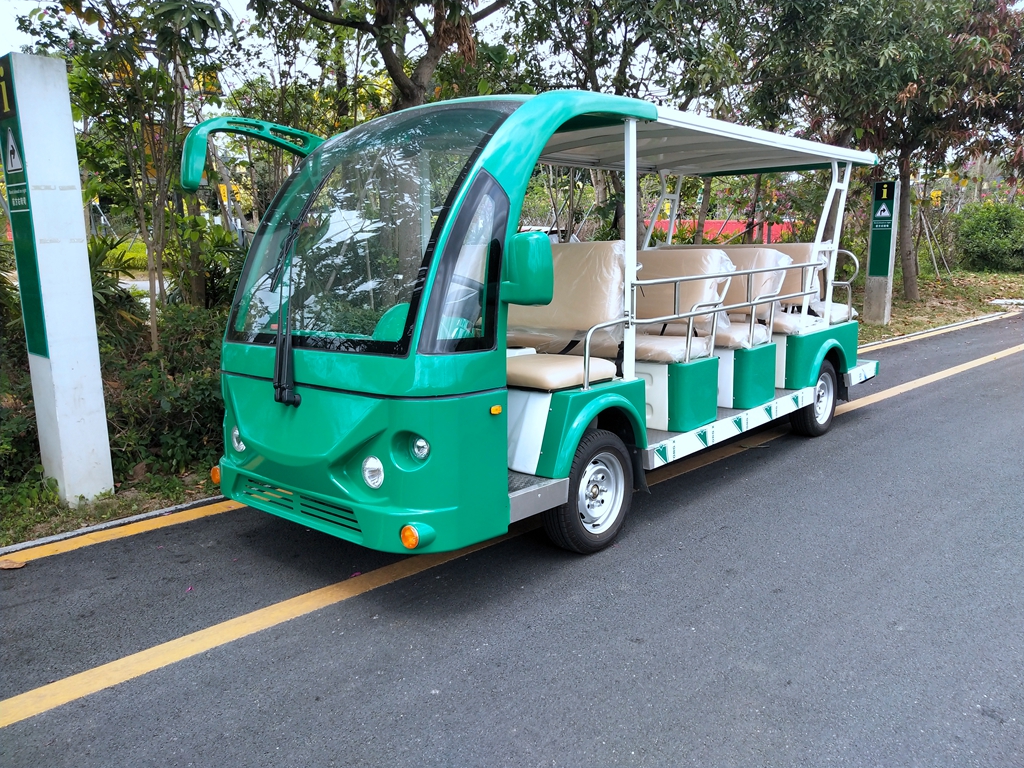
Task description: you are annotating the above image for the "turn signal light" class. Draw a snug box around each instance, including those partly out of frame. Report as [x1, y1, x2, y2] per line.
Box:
[210, 465, 221, 485]
[490, 405, 502, 415]
[400, 524, 419, 550]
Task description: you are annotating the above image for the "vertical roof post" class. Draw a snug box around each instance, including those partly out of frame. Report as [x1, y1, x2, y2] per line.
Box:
[820, 161, 852, 325]
[623, 118, 638, 382]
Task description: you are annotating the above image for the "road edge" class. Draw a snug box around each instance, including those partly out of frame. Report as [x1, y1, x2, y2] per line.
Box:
[0, 495, 227, 557]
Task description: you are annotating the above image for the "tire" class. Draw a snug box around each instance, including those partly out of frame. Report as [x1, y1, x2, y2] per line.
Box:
[543, 429, 633, 554]
[790, 359, 837, 437]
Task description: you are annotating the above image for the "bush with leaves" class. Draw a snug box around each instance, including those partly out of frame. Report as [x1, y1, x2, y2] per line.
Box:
[954, 202, 1024, 272]
[103, 304, 227, 478]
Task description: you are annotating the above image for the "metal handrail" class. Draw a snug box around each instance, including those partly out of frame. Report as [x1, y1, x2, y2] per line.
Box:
[832, 249, 860, 321]
[578, 258, 840, 391]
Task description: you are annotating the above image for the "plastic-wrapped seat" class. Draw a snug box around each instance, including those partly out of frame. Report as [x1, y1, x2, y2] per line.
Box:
[634, 248, 734, 360]
[507, 240, 626, 357]
[506, 240, 625, 390]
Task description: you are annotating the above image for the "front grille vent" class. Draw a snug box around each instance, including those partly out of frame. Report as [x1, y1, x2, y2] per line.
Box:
[240, 478, 361, 533]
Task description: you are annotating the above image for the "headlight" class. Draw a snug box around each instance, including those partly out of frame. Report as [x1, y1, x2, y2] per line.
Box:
[361, 456, 384, 489]
[411, 437, 430, 460]
[231, 426, 246, 453]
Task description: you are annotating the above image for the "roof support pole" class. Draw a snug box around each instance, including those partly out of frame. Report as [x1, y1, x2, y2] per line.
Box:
[813, 161, 852, 324]
[623, 118, 638, 382]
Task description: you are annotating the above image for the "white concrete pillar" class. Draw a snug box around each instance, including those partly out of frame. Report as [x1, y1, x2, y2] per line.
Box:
[1, 52, 114, 504]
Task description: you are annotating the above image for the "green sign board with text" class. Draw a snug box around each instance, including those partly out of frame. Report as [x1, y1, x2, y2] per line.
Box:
[1, 52, 48, 357]
[867, 181, 897, 279]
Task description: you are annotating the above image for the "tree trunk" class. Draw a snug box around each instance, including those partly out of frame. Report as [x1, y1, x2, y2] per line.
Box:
[185, 195, 206, 308]
[694, 177, 712, 244]
[743, 174, 762, 244]
[898, 152, 919, 301]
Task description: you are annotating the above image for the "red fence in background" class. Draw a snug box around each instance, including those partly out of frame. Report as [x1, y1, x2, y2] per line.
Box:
[648, 219, 795, 243]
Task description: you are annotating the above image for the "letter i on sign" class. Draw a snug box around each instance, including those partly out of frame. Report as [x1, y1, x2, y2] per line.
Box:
[0, 65, 9, 114]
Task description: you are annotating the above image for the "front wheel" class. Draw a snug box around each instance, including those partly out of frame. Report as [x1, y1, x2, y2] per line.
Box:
[543, 429, 633, 554]
[790, 360, 837, 437]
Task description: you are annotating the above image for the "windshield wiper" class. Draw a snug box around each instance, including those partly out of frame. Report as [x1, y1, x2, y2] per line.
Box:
[273, 217, 302, 407]
[272, 173, 333, 407]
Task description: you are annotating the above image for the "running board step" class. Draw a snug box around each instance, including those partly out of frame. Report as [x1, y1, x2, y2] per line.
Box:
[508, 471, 569, 523]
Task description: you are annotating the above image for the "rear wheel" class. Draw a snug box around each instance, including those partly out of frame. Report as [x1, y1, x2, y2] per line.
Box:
[543, 429, 633, 554]
[790, 359, 837, 437]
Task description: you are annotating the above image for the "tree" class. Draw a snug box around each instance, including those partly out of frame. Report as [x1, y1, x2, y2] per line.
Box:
[21, 0, 234, 347]
[254, 0, 511, 111]
[745, 0, 1024, 299]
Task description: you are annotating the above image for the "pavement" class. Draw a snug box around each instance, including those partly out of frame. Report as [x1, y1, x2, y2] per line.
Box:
[1, 312, 1022, 767]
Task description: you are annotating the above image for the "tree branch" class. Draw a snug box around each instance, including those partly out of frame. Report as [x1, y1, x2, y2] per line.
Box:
[472, 0, 510, 24]
[283, 0, 374, 34]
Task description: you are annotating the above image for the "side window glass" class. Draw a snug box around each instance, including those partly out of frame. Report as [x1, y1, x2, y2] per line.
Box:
[436, 194, 495, 343]
[422, 172, 509, 353]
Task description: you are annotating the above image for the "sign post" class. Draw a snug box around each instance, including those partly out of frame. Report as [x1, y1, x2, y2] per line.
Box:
[1, 52, 113, 504]
[863, 180, 900, 325]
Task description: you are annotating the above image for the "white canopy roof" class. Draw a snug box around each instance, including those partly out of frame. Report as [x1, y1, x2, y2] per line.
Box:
[539, 105, 877, 176]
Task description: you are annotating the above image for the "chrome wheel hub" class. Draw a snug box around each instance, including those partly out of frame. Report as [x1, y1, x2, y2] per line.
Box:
[813, 371, 835, 424]
[576, 452, 625, 535]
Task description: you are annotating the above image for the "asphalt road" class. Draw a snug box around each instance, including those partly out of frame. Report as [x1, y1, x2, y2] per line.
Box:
[2, 313, 1022, 767]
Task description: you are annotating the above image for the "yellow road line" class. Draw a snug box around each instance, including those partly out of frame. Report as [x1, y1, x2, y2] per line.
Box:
[3, 342, 1021, 729]
[838, 343, 1024, 415]
[6, 501, 245, 564]
[859, 310, 1020, 352]
[0, 523, 535, 730]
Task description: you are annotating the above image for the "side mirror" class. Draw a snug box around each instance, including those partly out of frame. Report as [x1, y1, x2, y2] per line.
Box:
[502, 231, 553, 306]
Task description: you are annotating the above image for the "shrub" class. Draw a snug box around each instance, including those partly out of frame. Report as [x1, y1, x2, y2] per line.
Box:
[953, 202, 1024, 272]
[103, 304, 227, 477]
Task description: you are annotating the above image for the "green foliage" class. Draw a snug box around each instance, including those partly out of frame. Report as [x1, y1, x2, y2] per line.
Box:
[954, 202, 1024, 272]
[164, 212, 246, 308]
[103, 305, 227, 477]
[2, 286, 226, 505]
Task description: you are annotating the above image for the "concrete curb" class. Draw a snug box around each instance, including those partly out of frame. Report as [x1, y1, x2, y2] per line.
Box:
[0, 495, 227, 557]
[858, 311, 1013, 350]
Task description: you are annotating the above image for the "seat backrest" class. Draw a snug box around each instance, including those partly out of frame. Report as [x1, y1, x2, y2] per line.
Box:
[758, 244, 822, 305]
[508, 240, 625, 333]
[635, 248, 733, 328]
[715, 247, 792, 310]
[663, 243, 822, 306]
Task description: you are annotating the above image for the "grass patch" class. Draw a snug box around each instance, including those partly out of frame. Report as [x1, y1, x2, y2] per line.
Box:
[0, 473, 219, 548]
[855, 270, 1024, 344]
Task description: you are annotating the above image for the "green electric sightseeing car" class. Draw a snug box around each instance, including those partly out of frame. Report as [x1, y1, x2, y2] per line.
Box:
[182, 91, 879, 555]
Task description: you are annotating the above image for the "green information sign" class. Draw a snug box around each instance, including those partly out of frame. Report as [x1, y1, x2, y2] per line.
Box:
[867, 181, 897, 278]
[0, 53, 48, 357]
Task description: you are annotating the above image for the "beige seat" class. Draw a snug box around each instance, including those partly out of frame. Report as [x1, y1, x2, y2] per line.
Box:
[633, 333, 713, 362]
[728, 244, 832, 335]
[508, 240, 625, 355]
[506, 354, 616, 390]
[634, 248, 733, 361]
[719, 247, 792, 319]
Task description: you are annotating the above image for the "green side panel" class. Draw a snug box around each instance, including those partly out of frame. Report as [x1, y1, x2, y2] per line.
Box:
[667, 357, 719, 432]
[784, 321, 859, 389]
[534, 378, 647, 479]
[733, 344, 776, 409]
[0, 54, 47, 357]
[219, 374, 509, 553]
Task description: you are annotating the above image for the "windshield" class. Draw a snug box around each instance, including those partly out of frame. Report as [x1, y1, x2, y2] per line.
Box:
[227, 102, 519, 355]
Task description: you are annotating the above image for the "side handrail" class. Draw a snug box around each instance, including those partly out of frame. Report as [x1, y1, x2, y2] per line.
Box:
[832, 250, 860, 322]
[578, 259, 829, 391]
